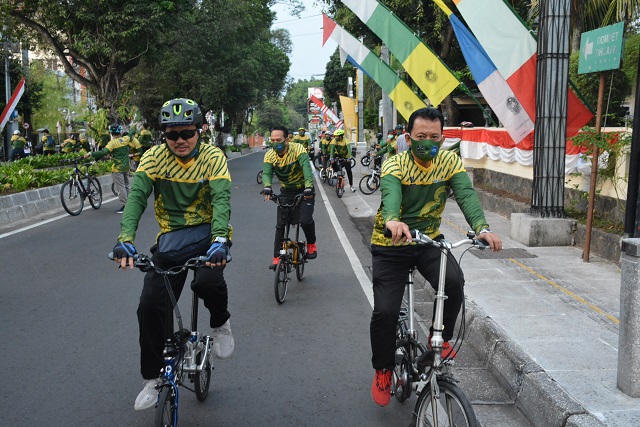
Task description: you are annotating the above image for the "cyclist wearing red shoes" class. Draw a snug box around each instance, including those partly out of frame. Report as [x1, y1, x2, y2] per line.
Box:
[369, 107, 502, 406]
[261, 125, 317, 269]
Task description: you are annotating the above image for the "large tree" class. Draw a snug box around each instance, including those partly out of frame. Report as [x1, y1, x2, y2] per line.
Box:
[3, 0, 188, 117]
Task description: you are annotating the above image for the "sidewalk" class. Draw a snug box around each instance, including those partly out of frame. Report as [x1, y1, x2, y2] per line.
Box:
[341, 161, 639, 427]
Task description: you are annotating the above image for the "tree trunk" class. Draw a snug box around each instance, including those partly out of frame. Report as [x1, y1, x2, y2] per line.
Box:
[438, 22, 458, 125]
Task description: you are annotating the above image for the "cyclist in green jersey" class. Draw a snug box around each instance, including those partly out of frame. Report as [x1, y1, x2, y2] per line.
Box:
[369, 107, 502, 406]
[9, 130, 27, 161]
[329, 129, 356, 192]
[85, 124, 141, 213]
[111, 98, 234, 410]
[261, 125, 317, 268]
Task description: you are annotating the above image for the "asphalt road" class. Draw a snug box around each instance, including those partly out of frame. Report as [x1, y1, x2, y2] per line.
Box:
[0, 151, 531, 426]
[0, 153, 412, 426]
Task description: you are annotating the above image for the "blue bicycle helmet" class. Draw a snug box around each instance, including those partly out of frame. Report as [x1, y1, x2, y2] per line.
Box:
[159, 98, 203, 129]
[109, 124, 123, 135]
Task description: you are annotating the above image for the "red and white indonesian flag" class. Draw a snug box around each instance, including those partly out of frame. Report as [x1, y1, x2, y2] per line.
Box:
[0, 77, 25, 131]
[309, 94, 343, 129]
[453, 0, 593, 137]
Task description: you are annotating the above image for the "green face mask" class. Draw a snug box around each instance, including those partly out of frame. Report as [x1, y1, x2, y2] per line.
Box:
[409, 136, 441, 161]
[271, 141, 286, 154]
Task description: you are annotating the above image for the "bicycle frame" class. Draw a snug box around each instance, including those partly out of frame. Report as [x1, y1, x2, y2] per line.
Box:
[125, 254, 215, 427]
[275, 195, 305, 267]
[397, 230, 485, 427]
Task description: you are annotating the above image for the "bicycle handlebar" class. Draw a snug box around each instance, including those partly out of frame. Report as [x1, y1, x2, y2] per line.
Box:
[268, 193, 304, 208]
[383, 228, 488, 250]
[107, 252, 231, 273]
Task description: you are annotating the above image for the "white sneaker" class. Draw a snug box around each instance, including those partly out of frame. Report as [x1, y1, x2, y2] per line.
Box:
[212, 319, 235, 359]
[350, 187, 356, 192]
[134, 378, 160, 410]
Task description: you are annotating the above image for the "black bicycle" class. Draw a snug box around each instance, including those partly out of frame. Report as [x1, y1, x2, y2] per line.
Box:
[60, 159, 103, 216]
[270, 194, 307, 304]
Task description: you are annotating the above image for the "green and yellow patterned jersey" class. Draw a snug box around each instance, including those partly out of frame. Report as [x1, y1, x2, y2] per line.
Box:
[329, 137, 351, 159]
[11, 135, 26, 149]
[371, 150, 489, 247]
[262, 142, 313, 190]
[118, 143, 231, 244]
[89, 136, 137, 172]
[375, 138, 397, 157]
[139, 129, 153, 148]
[320, 137, 332, 154]
[292, 134, 311, 149]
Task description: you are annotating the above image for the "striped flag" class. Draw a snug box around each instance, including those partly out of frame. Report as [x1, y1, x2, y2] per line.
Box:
[309, 94, 344, 129]
[452, 0, 593, 137]
[433, 0, 533, 143]
[341, 0, 460, 107]
[0, 77, 26, 131]
[322, 14, 427, 120]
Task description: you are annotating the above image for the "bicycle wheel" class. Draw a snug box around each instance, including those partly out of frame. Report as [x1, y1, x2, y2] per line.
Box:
[358, 174, 378, 195]
[274, 258, 288, 304]
[361, 153, 371, 167]
[411, 379, 479, 427]
[60, 179, 84, 216]
[111, 182, 119, 196]
[314, 154, 323, 170]
[350, 157, 356, 168]
[88, 177, 103, 209]
[256, 170, 263, 184]
[155, 385, 176, 427]
[320, 168, 327, 183]
[194, 344, 212, 402]
[155, 385, 178, 427]
[336, 177, 345, 198]
[295, 243, 305, 281]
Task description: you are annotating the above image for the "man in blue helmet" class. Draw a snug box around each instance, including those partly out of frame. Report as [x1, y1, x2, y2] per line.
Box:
[110, 98, 235, 411]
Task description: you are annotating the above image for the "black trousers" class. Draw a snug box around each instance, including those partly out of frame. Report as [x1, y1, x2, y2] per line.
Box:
[332, 158, 353, 186]
[137, 250, 229, 379]
[274, 187, 315, 257]
[370, 243, 465, 370]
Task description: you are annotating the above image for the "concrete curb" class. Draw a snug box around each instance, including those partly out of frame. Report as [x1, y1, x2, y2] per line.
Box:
[464, 300, 606, 427]
[0, 174, 113, 227]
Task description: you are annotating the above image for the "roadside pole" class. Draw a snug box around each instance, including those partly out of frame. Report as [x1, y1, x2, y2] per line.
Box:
[623, 52, 640, 238]
[618, 238, 640, 397]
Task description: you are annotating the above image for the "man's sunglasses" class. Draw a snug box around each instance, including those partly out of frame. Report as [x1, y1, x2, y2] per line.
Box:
[165, 129, 198, 141]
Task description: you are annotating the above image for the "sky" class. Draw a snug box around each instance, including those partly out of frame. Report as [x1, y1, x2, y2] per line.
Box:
[271, 0, 338, 82]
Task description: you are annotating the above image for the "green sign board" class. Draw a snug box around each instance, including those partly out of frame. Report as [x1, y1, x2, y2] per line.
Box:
[578, 22, 625, 74]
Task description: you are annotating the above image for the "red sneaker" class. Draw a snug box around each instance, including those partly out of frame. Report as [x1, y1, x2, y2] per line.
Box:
[442, 341, 457, 359]
[371, 369, 392, 406]
[306, 243, 317, 259]
[427, 336, 458, 359]
[269, 257, 279, 270]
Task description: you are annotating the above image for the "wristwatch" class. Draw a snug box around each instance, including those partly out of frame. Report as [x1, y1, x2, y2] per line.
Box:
[213, 237, 227, 243]
[479, 228, 492, 235]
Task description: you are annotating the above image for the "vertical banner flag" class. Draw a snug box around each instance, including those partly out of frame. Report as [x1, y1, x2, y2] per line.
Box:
[0, 77, 26, 131]
[433, 0, 533, 143]
[309, 94, 344, 129]
[452, 0, 593, 136]
[341, 0, 460, 107]
[322, 14, 427, 120]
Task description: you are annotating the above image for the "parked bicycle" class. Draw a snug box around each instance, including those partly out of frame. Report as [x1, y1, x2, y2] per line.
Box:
[358, 158, 381, 195]
[269, 194, 307, 304]
[111, 253, 227, 427]
[360, 148, 375, 167]
[385, 229, 485, 427]
[60, 159, 103, 216]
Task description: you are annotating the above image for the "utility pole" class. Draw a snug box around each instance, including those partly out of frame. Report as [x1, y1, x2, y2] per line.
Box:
[357, 67, 364, 143]
[380, 44, 392, 136]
